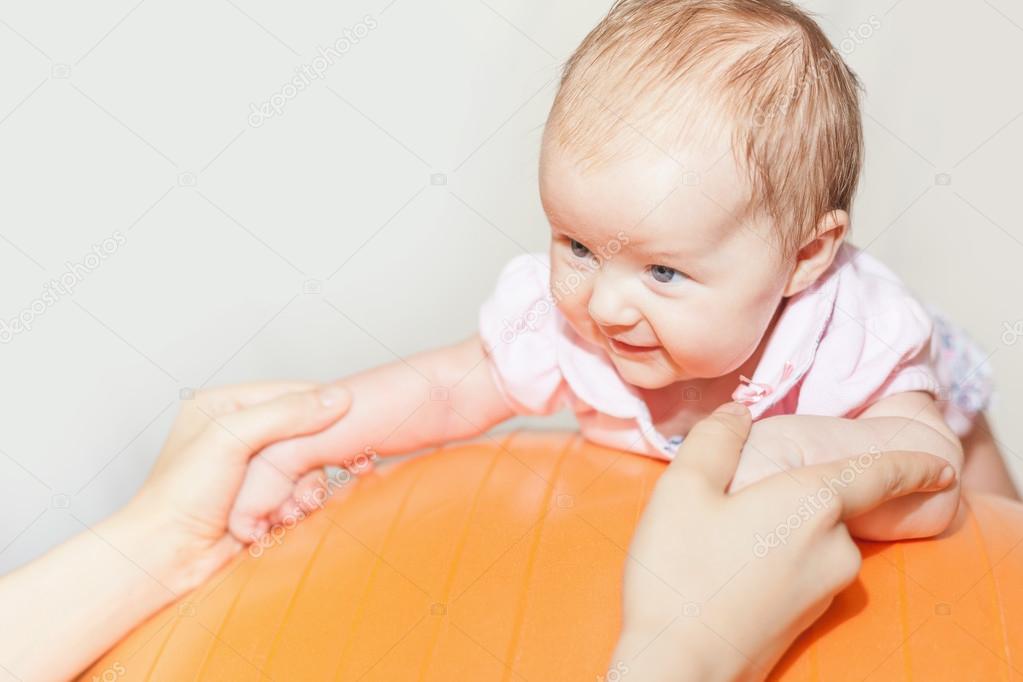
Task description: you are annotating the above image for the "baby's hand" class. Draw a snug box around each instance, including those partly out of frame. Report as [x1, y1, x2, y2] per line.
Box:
[843, 436, 963, 540]
[227, 437, 378, 541]
[727, 419, 805, 493]
[227, 443, 303, 541]
[727, 411, 964, 541]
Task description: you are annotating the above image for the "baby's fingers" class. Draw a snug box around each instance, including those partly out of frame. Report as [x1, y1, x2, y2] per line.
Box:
[228, 458, 297, 542]
[292, 469, 332, 513]
[269, 469, 332, 525]
[274, 461, 374, 521]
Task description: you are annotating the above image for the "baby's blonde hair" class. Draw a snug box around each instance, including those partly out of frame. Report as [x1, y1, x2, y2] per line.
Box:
[547, 0, 864, 255]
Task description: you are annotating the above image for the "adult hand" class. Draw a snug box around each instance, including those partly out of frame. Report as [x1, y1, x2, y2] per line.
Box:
[130, 381, 354, 591]
[610, 402, 956, 682]
[0, 381, 353, 682]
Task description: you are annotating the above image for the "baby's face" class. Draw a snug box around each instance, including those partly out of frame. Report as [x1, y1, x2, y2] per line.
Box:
[539, 136, 794, 389]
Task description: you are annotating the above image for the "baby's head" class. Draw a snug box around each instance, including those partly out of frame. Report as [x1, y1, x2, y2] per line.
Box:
[540, 0, 864, 389]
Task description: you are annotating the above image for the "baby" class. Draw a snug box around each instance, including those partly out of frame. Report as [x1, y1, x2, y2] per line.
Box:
[229, 0, 1015, 542]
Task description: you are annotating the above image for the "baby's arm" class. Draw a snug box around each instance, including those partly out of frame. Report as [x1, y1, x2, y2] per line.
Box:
[960, 414, 1020, 500]
[735, 391, 963, 541]
[227, 333, 515, 540]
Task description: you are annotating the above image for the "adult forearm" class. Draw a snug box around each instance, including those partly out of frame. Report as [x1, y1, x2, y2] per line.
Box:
[0, 505, 193, 681]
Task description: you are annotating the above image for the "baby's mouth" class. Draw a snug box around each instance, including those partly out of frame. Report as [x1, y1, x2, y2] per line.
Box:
[608, 337, 659, 355]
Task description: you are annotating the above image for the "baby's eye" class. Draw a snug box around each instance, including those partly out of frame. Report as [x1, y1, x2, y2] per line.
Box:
[648, 264, 688, 284]
[569, 239, 593, 259]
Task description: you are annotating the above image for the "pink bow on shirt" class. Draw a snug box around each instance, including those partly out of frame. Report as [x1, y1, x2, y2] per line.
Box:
[731, 361, 795, 405]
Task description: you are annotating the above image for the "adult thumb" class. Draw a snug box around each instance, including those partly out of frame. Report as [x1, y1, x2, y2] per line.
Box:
[666, 402, 752, 491]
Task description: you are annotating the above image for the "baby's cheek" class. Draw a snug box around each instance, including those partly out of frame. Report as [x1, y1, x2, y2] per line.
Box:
[670, 310, 755, 375]
[718, 295, 783, 366]
[555, 287, 597, 339]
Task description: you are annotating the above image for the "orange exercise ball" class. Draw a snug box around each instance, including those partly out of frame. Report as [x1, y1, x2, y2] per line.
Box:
[80, 432, 1023, 681]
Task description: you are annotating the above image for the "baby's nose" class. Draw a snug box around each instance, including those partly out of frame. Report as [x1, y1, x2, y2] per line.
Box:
[587, 276, 641, 329]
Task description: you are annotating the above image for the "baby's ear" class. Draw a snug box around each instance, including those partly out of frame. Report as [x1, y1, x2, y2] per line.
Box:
[782, 210, 848, 297]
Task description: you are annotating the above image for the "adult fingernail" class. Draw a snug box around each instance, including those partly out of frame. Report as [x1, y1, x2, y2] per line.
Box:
[319, 385, 349, 408]
[717, 402, 749, 416]
[937, 465, 955, 487]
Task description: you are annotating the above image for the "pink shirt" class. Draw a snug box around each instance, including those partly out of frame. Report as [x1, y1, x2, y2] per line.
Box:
[478, 244, 991, 462]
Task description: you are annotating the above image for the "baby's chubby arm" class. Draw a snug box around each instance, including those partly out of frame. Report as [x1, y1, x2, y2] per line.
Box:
[227, 333, 516, 540]
[730, 391, 963, 541]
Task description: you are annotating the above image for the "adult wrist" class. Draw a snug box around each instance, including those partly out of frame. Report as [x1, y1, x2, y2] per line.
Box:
[105, 497, 225, 597]
[612, 623, 751, 682]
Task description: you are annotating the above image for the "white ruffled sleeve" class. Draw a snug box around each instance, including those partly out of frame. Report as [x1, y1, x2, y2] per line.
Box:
[925, 311, 994, 436]
[478, 253, 570, 416]
[797, 253, 942, 419]
[796, 252, 992, 437]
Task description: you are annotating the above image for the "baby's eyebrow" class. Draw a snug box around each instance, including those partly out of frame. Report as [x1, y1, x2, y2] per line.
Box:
[635, 244, 689, 262]
[550, 223, 599, 243]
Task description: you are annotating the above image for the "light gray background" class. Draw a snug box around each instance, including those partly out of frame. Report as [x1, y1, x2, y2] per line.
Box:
[1, 0, 1021, 573]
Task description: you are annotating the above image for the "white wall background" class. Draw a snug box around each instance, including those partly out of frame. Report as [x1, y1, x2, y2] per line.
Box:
[1, 0, 1020, 573]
